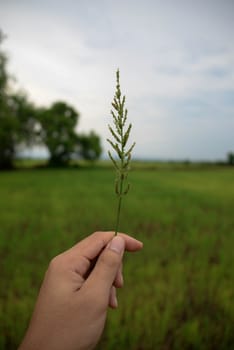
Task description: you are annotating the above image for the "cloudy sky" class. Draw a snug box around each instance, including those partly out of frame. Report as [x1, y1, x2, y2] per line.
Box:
[1, 0, 234, 160]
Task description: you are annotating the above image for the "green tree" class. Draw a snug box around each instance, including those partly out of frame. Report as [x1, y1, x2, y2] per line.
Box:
[77, 131, 102, 161]
[0, 31, 7, 90]
[38, 101, 79, 166]
[0, 93, 36, 169]
[0, 30, 36, 169]
[227, 152, 234, 166]
[0, 30, 14, 168]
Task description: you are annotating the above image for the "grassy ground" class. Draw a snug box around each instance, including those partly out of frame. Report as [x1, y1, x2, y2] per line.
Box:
[0, 165, 234, 349]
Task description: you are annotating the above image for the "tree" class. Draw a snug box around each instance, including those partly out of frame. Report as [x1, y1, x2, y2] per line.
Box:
[0, 105, 19, 169]
[77, 131, 102, 161]
[227, 152, 234, 166]
[0, 94, 37, 169]
[0, 31, 7, 91]
[38, 101, 79, 166]
[0, 31, 36, 169]
[0, 30, 14, 168]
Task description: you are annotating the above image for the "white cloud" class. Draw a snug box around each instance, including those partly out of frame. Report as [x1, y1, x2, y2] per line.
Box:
[0, 0, 233, 160]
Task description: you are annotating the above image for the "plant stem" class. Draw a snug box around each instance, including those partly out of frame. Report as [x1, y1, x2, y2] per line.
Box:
[115, 114, 125, 235]
[115, 189, 122, 235]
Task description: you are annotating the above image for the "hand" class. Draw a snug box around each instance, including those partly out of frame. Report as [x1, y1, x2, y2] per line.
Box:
[19, 231, 143, 350]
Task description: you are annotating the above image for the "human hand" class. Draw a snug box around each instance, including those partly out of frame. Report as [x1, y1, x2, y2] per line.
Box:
[19, 231, 143, 350]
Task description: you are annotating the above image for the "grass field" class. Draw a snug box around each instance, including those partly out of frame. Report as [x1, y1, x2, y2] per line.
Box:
[0, 164, 234, 349]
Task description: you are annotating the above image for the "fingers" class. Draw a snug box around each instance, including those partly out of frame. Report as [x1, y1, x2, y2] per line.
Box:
[69, 231, 143, 262]
[111, 264, 123, 309]
[69, 231, 114, 261]
[118, 233, 143, 252]
[109, 286, 118, 309]
[83, 236, 125, 301]
[67, 232, 143, 279]
[113, 262, 123, 288]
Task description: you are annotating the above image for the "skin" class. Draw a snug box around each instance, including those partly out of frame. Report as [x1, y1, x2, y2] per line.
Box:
[19, 231, 143, 350]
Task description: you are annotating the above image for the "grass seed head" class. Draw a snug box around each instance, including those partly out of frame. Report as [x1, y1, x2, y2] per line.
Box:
[107, 69, 135, 234]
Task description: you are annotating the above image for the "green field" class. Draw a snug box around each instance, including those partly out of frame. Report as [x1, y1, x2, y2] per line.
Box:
[0, 165, 234, 349]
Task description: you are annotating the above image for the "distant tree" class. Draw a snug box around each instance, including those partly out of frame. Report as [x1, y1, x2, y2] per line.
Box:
[0, 104, 18, 169]
[0, 29, 102, 169]
[0, 31, 7, 90]
[0, 30, 13, 168]
[0, 30, 36, 169]
[227, 152, 234, 166]
[0, 93, 36, 168]
[77, 131, 102, 161]
[38, 101, 79, 166]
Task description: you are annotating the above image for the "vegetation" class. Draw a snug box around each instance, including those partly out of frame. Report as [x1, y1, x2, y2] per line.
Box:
[108, 70, 135, 235]
[0, 30, 102, 169]
[227, 152, 234, 166]
[0, 164, 233, 349]
[0, 31, 37, 169]
[37, 102, 79, 166]
[1, 26, 234, 350]
[77, 131, 102, 161]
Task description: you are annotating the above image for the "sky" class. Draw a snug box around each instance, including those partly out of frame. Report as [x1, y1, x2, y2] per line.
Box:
[0, 0, 234, 160]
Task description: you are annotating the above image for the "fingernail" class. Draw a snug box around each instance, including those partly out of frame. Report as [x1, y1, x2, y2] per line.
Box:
[109, 236, 124, 254]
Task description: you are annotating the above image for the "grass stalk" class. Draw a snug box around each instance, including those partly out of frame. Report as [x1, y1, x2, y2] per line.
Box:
[107, 69, 135, 235]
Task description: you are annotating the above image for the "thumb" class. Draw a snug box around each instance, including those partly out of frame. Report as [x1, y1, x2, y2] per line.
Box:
[84, 236, 125, 298]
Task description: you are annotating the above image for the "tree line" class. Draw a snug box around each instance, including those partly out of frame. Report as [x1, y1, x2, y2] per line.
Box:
[0, 30, 102, 169]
